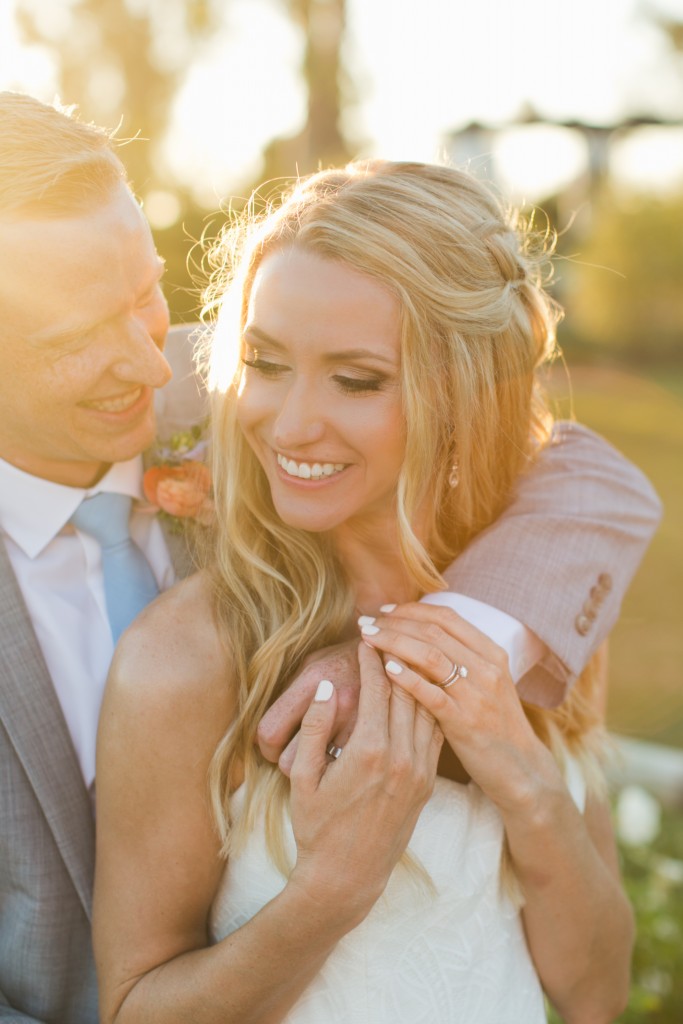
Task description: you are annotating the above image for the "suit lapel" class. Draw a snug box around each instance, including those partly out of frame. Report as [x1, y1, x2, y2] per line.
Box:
[0, 541, 95, 918]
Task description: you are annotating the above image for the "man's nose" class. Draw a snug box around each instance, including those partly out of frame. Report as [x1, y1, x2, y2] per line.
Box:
[113, 315, 172, 389]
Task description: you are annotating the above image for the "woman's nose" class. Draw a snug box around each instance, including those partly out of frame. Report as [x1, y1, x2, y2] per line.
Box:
[272, 381, 326, 449]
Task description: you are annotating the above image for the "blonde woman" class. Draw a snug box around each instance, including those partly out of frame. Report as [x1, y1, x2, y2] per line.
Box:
[94, 162, 637, 1023]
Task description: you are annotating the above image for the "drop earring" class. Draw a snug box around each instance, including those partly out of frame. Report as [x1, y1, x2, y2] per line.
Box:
[448, 460, 460, 489]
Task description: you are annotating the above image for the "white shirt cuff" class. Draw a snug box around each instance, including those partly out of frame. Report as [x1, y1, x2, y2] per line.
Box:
[419, 592, 547, 683]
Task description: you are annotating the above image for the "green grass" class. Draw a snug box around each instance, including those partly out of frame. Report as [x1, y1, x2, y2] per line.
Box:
[545, 363, 683, 748]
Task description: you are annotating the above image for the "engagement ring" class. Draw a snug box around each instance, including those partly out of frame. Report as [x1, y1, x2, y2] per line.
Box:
[436, 663, 469, 688]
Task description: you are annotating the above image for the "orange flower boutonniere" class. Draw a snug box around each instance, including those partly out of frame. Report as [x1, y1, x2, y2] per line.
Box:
[143, 426, 213, 529]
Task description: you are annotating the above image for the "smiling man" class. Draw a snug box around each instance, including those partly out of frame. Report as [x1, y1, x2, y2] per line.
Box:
[0, 179, 170, 485]
[0, 93, 205, 1023]
[0, 93, 662, 1024]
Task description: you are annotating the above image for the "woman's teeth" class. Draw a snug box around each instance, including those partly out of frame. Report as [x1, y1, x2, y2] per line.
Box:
[276, 454, 346, 479]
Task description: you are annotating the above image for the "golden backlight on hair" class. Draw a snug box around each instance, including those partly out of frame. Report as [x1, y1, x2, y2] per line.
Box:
[207, 279, 244, 395]
[0, 92, 126, 217]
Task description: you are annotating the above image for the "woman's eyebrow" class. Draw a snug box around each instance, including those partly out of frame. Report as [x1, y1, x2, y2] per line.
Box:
[243, 325, 284, 349]
[324, 348, 396, 366]
[244, 325, 396, 366]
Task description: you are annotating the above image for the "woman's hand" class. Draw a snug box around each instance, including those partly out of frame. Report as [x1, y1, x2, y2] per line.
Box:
[359, 603, 634, 1022]
[358, 602, 556, 813]
[288, 642, 443, 928]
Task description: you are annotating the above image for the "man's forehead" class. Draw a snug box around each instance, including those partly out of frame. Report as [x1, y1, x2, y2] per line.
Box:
[0, 186, 159, 342]
[0, 183, 145, 242]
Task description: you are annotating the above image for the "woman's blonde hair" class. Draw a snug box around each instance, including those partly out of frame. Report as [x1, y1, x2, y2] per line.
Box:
[200, 160, 598, 869]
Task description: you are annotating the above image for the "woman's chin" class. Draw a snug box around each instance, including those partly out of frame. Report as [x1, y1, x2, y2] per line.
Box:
[271, 499, 343, 534]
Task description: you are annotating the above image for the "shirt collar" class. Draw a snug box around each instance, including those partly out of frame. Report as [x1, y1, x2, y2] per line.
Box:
[0, 456, 145, 558]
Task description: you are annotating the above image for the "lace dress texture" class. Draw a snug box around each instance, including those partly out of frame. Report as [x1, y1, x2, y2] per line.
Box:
[209, 776, 549, 1023]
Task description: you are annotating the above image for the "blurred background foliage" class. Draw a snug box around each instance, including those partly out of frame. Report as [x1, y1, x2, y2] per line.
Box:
[7, 0, 683, 1018]
[15, 0, 353, 323]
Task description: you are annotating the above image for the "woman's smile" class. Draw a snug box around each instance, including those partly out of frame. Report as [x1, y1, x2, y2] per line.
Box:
[275, 452, 348, 481]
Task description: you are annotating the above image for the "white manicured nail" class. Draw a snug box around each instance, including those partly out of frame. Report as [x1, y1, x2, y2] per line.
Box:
[357, 615, 376, 626]
[314, 679, 334, 702]
[360, 624, 380, 635]
[385, 660, 403, 674]
[380, 604, 397, 613]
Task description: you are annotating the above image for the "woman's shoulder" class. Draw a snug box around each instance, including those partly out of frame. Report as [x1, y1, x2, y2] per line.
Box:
[106, 571, 233, 725]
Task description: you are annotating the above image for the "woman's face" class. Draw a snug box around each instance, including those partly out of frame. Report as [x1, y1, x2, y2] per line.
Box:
[236, 247, 406, 535]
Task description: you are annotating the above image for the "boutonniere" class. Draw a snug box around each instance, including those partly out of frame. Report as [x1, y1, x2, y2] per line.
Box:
[143, 424, 213, 530]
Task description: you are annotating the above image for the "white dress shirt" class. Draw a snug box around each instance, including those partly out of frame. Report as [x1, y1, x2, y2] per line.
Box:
[0, 456, 174, 791]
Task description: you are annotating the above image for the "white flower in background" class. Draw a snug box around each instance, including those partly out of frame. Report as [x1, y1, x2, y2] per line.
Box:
[655, 856, 683, 885]
[616, 785, 662, 847]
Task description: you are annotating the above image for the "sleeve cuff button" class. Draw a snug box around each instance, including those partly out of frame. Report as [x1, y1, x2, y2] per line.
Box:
[575, 614, 592, 636]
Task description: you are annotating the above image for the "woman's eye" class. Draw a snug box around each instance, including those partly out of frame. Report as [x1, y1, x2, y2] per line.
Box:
[241, 357, 287, 377]
[333, 375, 385, 395]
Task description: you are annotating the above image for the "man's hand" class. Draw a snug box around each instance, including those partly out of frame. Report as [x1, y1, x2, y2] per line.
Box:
[256, 639, 362, 775]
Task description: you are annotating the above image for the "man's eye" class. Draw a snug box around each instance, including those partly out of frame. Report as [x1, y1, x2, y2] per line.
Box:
[333, 375, 385, 394]
[241, 357, 287, 377]
[137, 284, 162, 308]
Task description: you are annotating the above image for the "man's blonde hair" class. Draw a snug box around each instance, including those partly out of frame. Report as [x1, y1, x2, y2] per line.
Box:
[0, 91, 126, 218]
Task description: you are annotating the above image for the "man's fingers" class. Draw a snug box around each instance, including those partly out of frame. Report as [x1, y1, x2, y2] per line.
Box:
[256, 674, 320, 762]
[278, 684, 359, 777]
[277, 734, 299, 777]
[289, 680, 338, 792]
[258, 640, 363, 764]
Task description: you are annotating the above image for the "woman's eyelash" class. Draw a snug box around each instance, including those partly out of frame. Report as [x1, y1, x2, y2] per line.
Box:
[241, 357, 285, 376]
[242, 357, 386, 394]
[333, 375, 386, 394]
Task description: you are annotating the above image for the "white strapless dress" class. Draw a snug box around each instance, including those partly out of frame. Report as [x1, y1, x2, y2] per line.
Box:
[209, 775, 548, 1023]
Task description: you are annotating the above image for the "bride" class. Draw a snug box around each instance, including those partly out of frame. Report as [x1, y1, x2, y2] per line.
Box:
[94, 160, 634, 1023]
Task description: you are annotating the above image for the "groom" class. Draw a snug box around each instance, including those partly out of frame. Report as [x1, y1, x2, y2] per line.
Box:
[0, 92, 660, 1023]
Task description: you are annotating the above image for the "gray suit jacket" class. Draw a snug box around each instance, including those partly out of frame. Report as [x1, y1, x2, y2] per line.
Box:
[0, 325, 661, 1021]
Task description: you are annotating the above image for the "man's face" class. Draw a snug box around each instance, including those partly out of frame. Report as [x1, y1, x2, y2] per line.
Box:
[0, 183, 171, 487]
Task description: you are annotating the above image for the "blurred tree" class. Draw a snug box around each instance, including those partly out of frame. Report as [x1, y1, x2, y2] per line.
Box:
[261, 0, 354, 181]
[564, 194, 683, 364]
[16, 0, 221, 197]
[15, 0, 355, 319]
[16, 0, 223, 319]
[647, 3, 683, 55]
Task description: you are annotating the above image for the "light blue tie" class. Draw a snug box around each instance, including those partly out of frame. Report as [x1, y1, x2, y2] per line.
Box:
[71, 492, 159, 643]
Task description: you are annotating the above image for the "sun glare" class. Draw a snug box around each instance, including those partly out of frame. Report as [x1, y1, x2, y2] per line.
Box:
[2, 0, 681, 202]
[493, 126, 589, 203]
